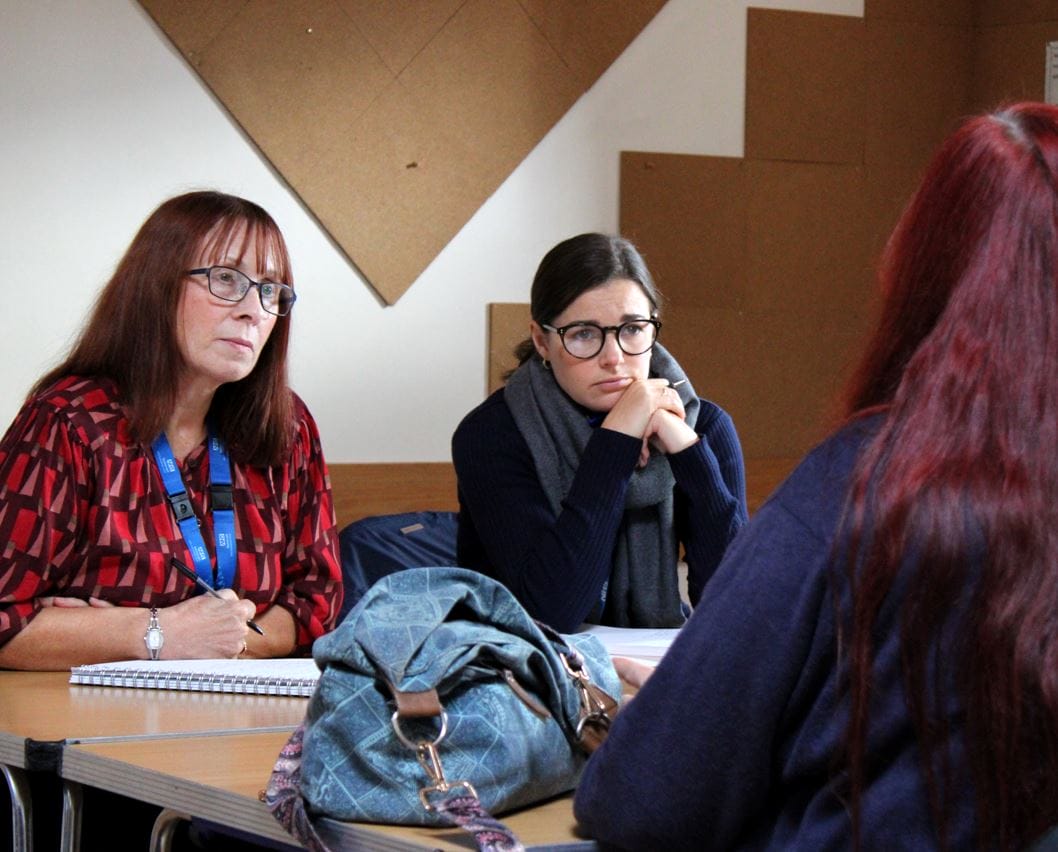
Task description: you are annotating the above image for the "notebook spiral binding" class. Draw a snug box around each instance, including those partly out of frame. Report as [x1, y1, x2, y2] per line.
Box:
[69, 660, 319, 697]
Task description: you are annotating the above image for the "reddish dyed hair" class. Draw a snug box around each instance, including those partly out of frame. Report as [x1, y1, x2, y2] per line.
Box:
[840, 103, 1058, 850]
[32, 191, 295, 466]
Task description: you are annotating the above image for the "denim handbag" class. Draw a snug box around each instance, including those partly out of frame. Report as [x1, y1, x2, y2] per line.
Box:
[265, 566, 620, 850]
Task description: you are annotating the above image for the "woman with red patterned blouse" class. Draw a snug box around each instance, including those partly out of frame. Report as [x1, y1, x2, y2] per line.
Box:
[0, 191, 342, 670]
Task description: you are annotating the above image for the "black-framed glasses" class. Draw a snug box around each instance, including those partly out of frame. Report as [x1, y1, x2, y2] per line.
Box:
[542, 319, 661, 359]
[187, 266, 297, 317]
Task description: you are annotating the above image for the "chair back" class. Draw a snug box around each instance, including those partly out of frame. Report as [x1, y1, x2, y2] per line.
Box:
[336, 511, 459, 623]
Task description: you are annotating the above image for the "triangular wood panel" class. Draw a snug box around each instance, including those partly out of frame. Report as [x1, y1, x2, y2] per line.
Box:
[139, 0, 667, 304]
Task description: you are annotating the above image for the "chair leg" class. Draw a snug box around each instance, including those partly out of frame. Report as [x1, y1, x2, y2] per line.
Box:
[150, 808, 190, 852]
[60, 780, 82, 852]
[1, 765, 32, 852]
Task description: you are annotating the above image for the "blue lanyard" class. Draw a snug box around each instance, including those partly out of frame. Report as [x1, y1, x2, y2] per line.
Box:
[151, 428, 237, 589]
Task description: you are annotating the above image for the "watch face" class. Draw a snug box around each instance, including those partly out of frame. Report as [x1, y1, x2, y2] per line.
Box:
[146, 628, 163, 651]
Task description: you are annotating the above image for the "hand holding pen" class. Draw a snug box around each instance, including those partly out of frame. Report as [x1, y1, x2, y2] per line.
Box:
[170, 557, 265, 635]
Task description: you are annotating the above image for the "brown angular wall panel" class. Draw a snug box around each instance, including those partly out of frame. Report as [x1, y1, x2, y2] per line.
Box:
[620, 6, 996, 467]
[190, 1, 393, 182]
[745, 10, 866, 165]
[328, 463, 458, 527]
[865, 20, 974, 170]
[488, 303, 531, 395]
[520, 0, 666, 89]
[620, 153, 746, 315]
[620, 152, 872, 459]
[977, 0, 1058, 26]
[135, 0, 247, 58]
[744, 160, 870, 320]
[138, 0, 667, 304]
[864, 0, 974, 26]
[334, 0, 463, 75]
[973, 21, 1058, 109]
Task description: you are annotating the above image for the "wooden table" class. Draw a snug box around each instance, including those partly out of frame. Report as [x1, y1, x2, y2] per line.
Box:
[63, 730, 596, 851]
[0, 671, 308, 852]
[2, 672, 596, 851]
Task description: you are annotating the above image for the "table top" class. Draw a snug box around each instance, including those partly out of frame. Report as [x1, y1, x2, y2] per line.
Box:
[63, 730, 596, 851]
[0, 671, 308, 768]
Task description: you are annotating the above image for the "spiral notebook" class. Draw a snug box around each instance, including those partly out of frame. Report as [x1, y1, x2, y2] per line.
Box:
[69, 657, 321, 697]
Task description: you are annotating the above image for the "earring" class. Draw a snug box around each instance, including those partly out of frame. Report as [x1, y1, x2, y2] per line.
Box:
[542, 358, 551, 371]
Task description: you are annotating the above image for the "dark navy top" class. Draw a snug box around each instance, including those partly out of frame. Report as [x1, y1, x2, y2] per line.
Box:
[573, 414, 976, 849]
[452, 388, 747, 632]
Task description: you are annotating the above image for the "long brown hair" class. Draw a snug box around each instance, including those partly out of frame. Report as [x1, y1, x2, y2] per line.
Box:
[32, 191, 295, 466]
[840, 103, 1058, 850]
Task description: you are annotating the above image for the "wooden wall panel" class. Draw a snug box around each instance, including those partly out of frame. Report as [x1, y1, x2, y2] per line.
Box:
[863, 0, 974, 25]
[614, 4, 1058, 489]
[658, 306, 747, 441]
[865, 20, 973, 170]
[134, 0, 246, 57]
[977, 0, 1058, 25]
[617, 152, 867, 459]
[488, 303, 530, 394]
[745, 10, 865, 165]
[862, 163, 924, 262]
[620, 153, 745, 313]
[327, 458, 792, 529]
[329, 462, 458, 529]
[973, 21, 1058, 109]
[139, 0, 667, 304]
[617, 7, 1015, 465]
[520, 0, 666, 89]
[621, 151, 873, 460]
[744, 458, 799, 514]
[334, 0, 463, 75]
[190, 1, 392, 175]
[735, 309, 862, 457]
[744, 161, 871, 320]
[397, 1, 580, 179]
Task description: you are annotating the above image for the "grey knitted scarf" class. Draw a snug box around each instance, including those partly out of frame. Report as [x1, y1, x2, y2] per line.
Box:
[504, 343, 697, 627]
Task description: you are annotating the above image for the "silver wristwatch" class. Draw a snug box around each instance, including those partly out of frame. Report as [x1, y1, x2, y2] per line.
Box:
[144, 607, 164, 661]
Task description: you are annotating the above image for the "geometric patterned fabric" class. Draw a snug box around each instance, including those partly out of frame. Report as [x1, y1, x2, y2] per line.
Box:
[0, 375, 341, 651]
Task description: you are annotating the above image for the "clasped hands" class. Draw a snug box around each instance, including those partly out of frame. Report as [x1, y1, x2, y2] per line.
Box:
[601, 378, 699, 466]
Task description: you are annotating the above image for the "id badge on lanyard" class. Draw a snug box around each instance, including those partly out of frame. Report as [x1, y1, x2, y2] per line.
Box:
[152, 429, 237, 589]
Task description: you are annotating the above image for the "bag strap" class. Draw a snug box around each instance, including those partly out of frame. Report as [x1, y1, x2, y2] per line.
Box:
[533, 621, 620, 753]
[262, 723, 337, 852]
[387, 681, 526, 852]
[433, 795, 525, 852]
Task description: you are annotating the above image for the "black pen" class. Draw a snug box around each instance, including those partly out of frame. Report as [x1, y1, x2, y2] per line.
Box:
[170, 557, 266, 635]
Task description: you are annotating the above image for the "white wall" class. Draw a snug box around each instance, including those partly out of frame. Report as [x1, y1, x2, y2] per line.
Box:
[0, 0, 862, 462]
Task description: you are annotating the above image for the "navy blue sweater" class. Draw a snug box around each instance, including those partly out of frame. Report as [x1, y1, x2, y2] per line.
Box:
[573, 415, 975, 850]
[451, 388, 747, 632]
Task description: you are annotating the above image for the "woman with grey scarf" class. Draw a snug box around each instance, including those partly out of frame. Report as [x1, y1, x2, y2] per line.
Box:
[452, 233, 747, 632]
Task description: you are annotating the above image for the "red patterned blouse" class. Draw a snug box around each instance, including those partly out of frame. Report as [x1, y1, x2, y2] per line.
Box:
[0, 376, 342, 653]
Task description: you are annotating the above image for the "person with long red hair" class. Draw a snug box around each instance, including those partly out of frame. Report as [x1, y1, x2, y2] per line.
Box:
[0, 191, 342, 671]
[574, 102, 1058, 849]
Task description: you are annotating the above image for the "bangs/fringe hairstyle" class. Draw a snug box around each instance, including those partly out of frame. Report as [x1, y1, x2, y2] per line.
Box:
[32, 190, 296, 467]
